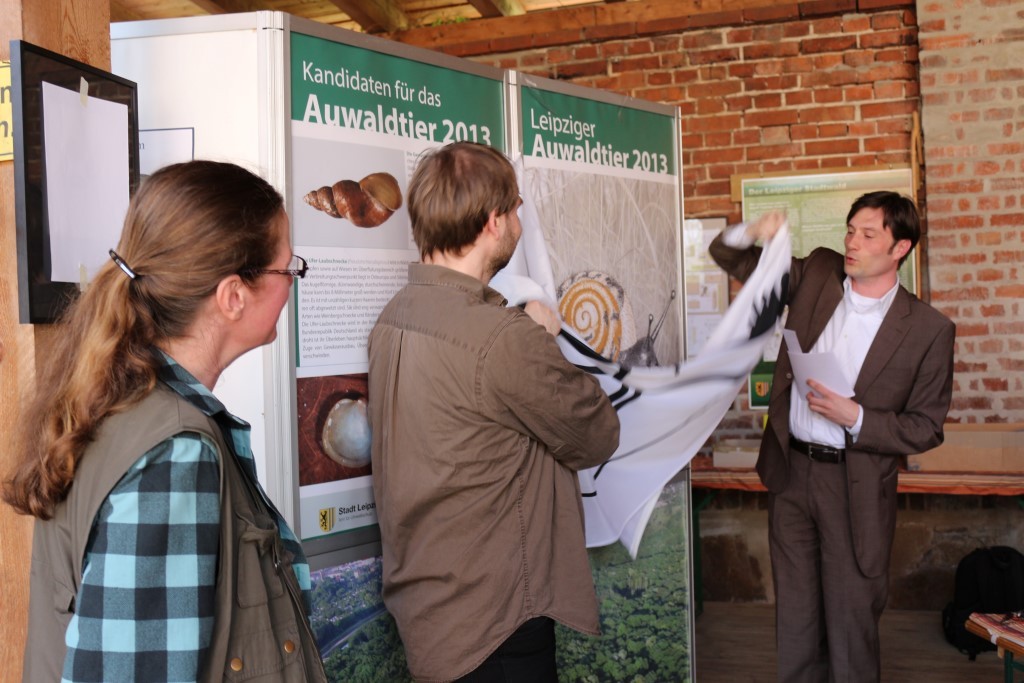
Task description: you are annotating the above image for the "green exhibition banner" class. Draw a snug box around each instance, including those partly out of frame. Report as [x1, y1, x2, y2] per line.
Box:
[291, 32, 504, 148]
[289, 29, 506, 545]
[514, 78, 691, 683]
[521, 85, 675, 175]
[516, 80, 682, 368]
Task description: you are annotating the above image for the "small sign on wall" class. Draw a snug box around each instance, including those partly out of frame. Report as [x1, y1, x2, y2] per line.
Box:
[749, 359, 774, 410]
[1, 61, 12, 161]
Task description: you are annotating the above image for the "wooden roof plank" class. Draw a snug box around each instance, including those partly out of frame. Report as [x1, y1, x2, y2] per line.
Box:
[392, 0, 783, 47]
[114, 0, 819, 35]
[110, 0, 144, 21]
[324, 0, 411, 31]
[466, 0, 524, 18]
[188, 0, 228, 13]
[189, 0, 275, 14]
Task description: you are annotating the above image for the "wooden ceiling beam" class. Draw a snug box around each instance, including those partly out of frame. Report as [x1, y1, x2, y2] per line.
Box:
[114, 0, 881, 36]
[188, 0, 275, 14]
[324, 0, 411, 32]
[392, 0, 783, 49]
[188, 0, 228, 13]
[466, 0, 525, 19]
[110, 0, 144, 21]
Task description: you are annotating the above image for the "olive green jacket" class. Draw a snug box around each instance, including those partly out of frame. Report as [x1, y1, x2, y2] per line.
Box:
[24, 384, 327, 682]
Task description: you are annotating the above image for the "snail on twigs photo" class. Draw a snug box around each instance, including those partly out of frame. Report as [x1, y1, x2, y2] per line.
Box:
[558, 270, 676, 369]
[558, 270, 636, 361]
[304, 172, 403, 228]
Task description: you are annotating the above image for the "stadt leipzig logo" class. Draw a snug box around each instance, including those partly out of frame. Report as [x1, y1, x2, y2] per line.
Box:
[319, 507, 336, 532]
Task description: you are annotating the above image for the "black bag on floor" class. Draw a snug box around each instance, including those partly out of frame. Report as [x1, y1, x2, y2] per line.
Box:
[942, 545, 1024, 660]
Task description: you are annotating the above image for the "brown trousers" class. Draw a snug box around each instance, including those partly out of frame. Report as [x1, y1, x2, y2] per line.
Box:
[769, 447, 889, 683]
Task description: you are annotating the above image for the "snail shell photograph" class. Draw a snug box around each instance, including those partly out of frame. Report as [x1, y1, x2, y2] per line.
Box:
[297, 374, 373, 486]
[304, 172, 403, 228]
[290, 137, 412, 251]
[322, 397, 371, 468]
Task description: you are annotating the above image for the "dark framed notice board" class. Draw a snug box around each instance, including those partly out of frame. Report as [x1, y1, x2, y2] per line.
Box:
[11, 40, 140, 323]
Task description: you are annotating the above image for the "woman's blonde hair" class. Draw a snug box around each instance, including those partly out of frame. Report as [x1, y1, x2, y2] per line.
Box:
[3, 160, 283, 519]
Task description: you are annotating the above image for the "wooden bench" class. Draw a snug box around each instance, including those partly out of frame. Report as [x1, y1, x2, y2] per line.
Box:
[966, 613, 1024, 683]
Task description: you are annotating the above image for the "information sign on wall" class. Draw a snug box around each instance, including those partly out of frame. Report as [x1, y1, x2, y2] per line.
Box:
[682, 216, 729, 358]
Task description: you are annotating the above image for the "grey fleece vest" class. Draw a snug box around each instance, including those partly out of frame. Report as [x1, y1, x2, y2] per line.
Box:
[23, 385, 327, 682]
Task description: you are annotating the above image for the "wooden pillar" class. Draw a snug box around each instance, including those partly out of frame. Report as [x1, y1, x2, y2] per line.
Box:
[0, 2, 110, 680]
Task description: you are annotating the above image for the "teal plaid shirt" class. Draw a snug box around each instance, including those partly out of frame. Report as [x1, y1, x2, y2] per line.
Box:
[62, 353, 310, 683]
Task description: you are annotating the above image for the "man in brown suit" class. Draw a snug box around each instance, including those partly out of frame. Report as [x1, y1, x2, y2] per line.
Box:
[710, 192, 955, 682]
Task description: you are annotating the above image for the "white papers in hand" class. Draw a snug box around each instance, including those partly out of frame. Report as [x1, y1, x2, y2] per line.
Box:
[782, 329, 855, 400]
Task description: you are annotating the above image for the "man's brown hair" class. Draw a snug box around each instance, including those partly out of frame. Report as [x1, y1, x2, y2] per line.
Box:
[407, 142, 518, 259]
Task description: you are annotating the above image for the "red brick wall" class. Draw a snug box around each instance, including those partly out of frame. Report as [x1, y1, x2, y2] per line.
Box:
[464, 5, 920, 222]
[398, 0, 1022, 429]
[456, 4, 928, 437]
[919, 0, 1024, 424]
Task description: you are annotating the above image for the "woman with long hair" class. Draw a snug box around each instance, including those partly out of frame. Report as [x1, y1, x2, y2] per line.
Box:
[4, 160, 327, 682]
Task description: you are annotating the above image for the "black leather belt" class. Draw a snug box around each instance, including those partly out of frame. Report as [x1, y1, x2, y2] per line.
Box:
[789, 436, 845, 464]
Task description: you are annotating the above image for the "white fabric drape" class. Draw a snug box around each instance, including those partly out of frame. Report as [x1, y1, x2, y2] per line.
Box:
[492, 162, 792, 557]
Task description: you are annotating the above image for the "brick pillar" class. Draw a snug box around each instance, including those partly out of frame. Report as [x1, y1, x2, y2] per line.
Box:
[919, 0, 1024, 423]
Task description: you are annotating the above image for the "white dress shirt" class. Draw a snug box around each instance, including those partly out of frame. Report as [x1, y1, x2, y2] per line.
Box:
[721, 223, 899, 447]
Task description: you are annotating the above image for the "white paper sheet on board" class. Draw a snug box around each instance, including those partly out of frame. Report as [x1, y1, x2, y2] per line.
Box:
[42, 80, 130, 283]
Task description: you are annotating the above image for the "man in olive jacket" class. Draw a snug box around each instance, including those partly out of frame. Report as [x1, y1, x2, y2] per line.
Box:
[368, 142, 620, 683]
[710, 193, 955, 683]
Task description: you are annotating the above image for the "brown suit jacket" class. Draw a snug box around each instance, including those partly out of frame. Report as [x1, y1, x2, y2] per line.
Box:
[711, 235, 955, 578]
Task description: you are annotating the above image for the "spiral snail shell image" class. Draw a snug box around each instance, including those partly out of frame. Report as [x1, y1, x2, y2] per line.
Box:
[557, 271, 636, 361]
[304, 172, 402, 228]
[321, 398, 372, 468]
